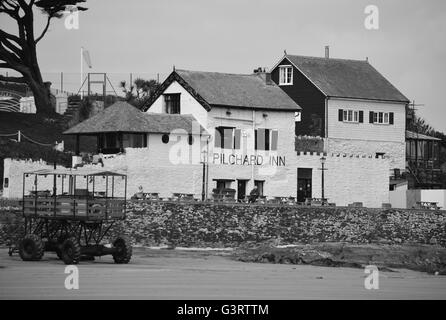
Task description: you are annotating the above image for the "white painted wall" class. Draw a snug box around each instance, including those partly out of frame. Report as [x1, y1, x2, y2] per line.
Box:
[420, 190, 446, 209]
[389, 189, 446, 209]
[147, 80, 208, 128]
[389, 190, 407, 209]
[295, 152, 390, 208]
[327, 98, 406, 169]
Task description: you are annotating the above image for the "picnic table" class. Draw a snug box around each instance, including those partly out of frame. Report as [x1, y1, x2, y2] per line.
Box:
[131, 192, 160, 200]
[305, 197, 329, 206]
[416, 201, 440, 210]
[170, 193, 196, 202]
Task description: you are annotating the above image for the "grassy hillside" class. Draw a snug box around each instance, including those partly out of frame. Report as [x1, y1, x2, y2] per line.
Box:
[0, 112, 96, 189]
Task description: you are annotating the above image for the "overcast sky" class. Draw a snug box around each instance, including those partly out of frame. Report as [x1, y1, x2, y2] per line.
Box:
[1, 0, 445, 132]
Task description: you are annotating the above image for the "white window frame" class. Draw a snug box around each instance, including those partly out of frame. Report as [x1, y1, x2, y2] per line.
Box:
[342, 109, 359, 123]
[373, 112, 390, 125]
[279, 65, 293, 85]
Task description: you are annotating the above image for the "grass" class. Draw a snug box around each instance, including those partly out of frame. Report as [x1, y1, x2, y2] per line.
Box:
[0, 111, 96, 188]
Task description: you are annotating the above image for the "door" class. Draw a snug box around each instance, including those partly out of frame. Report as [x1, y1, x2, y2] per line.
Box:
[237, 180, 247, 202]
[297, 168, 312, 202]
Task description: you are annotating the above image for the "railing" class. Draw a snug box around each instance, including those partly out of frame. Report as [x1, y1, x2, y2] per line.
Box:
[23, 195, 126, 220]
[407, 158, 441, 169]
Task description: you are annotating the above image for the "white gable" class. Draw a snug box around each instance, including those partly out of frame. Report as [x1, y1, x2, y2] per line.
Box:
[147, 80, 208, 128]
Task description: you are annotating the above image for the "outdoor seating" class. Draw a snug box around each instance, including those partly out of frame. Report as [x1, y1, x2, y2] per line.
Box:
[305, 197, 329, 206]
[416, 201, 440, 210]
[169, 193, 197, 202]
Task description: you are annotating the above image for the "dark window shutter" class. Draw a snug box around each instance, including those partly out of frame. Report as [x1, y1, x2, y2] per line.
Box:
[359, 111, 364, 123]
[254, 130, 258, 150]
[271, 130, 278, 151]
[369, 111, 374, 123]
[214, 128, 222, 148]
[257, 129, 266, 150]
[389, 112, 394, 125]
[223, 128, 233, 149]
[234, 129, 241, 149]
[338, 109, 343, 121]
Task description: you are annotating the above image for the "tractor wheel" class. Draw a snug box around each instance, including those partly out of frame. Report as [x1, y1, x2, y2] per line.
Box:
[19, 234, 44, 261]
[55, 235, 70, 260]
[61, 237, 81, 265]
[112, 236, 132, 264]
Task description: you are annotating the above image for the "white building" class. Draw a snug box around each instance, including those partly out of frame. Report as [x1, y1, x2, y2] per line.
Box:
[3, 69, 391, 207]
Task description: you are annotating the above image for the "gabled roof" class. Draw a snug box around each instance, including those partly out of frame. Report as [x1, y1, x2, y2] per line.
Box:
[143, 69, 301, 112]
[63, 101, 208, 135]
[406, 130, 441, 141]
[275, 55, 410, 103]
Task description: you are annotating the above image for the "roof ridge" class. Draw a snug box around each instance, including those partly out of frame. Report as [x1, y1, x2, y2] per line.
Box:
[176, 68, 258, 77]
[286, 54, 368, 63]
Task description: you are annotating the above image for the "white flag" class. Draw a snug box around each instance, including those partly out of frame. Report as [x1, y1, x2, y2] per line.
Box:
[82, 49, 92, 68]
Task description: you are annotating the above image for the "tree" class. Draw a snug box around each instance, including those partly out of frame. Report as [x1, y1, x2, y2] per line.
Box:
[119, 77, 159, 110]
[0, 0, 87, 116]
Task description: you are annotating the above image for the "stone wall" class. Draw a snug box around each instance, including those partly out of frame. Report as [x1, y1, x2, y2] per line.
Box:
[1, 201, 444, 248]
[107, 201, 446, 248]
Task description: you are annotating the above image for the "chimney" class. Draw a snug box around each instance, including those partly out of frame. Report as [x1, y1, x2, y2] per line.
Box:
[325, 45, 330, 59]
[254, 67, 272, 85]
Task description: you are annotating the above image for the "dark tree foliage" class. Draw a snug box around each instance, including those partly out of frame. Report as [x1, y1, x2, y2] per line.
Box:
[119, 77, 159, 110]
[0, 0, 87, 116]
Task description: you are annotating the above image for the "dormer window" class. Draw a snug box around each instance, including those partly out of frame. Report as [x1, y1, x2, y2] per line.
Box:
[164, 93, 180, 114]
[279, 65, 293, 85]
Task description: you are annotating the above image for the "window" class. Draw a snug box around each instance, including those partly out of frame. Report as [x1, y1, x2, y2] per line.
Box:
[279, 66, 293, 85]
[164, 93, 180, 114]
[215, 179, 232, 190]
[255, 129, 278, 151]
[161, 134, 170, 144]
[254, 180, 264, 196]
[122, 133, 146, 148]
[4, 178, 8, 188]
[187, 134, 194, 146]
[375, 152, 385, 158]
[104, 133, 118, 148]
[294, 111, 301, 122]
[338, 109, 363, 123]
[215, 127, 241, 149]
[370, 111, 394, 125]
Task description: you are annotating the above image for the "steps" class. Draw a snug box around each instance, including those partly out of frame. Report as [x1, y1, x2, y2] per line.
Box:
[63, 96, 82, 126]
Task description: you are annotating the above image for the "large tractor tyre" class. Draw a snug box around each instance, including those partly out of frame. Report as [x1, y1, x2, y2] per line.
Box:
[55, 235, 71, 260]
[19, 234, 44, 261]
[61, 237, 81, 265]
[112, 236, 132, 264]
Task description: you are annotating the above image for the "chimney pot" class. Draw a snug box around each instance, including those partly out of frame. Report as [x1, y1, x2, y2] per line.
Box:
[325, 46, 330, 59]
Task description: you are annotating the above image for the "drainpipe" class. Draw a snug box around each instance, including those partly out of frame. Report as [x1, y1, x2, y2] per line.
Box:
[325, 97, 329, 152]
[206, 137, 210, 199]
[252, 110, 255, 186]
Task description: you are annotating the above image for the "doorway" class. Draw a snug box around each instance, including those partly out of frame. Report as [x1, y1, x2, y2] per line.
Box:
[237, 180, 248, 202]
[297, 168, 312, 202]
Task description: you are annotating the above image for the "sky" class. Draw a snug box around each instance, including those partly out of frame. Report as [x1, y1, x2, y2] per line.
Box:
[1, 0, 446, 132]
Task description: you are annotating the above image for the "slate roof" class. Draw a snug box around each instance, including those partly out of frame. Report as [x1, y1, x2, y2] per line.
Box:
[143, 69, 301, 112]
[63, 101, 208, 135]
[406, 130, 441, 141]
[282, 55, 410, 103]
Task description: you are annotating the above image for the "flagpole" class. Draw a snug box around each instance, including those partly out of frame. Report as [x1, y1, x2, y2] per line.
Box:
[80, 46, 83, 98]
